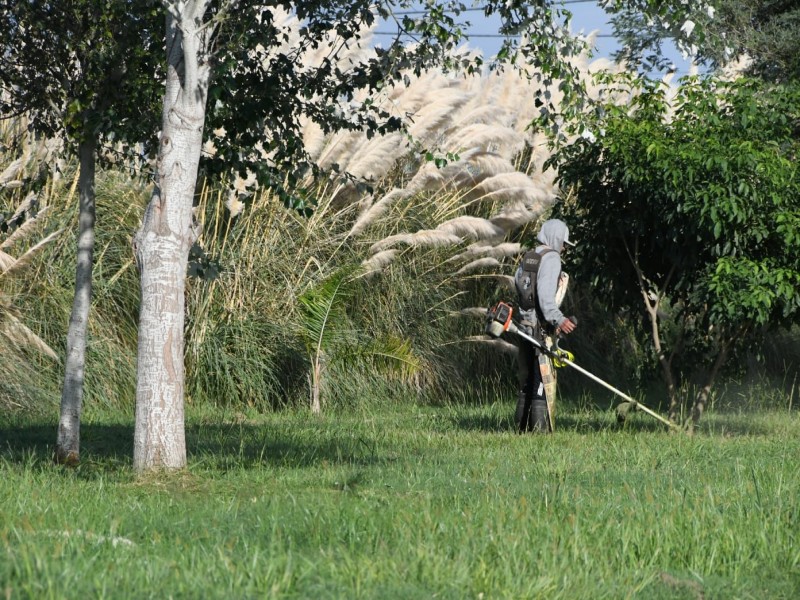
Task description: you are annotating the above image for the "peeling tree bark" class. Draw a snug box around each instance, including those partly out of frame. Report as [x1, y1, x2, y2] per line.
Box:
[133, 2, 211, 472]
[55, 137, 96, 466]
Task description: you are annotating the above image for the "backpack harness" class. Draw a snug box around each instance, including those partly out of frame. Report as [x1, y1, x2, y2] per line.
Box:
[516, 248, 557, 329]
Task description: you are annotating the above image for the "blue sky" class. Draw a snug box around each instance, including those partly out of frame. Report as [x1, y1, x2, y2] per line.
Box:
[373, 1, 693, 76]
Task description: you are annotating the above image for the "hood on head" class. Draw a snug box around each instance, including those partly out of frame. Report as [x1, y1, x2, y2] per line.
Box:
[536, 219, 571, 253]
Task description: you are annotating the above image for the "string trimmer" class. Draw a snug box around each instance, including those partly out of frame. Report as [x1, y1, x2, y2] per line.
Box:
[485, 301, 680, 432]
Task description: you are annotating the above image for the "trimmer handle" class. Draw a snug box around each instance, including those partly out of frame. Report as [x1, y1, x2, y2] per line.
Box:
[553, 316, 578, 352]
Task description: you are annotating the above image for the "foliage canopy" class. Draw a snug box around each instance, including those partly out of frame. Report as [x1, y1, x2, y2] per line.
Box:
[0, 0, 163, 152]
[550, 75, 800, 419]
[610, 0, 800, 83]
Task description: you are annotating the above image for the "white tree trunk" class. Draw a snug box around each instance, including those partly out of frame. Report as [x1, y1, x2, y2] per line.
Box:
[56, 138, 96, 465]
[133, 1, 210, 472]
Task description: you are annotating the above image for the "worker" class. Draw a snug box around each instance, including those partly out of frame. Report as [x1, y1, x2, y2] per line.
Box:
[513, 218, 576, 432]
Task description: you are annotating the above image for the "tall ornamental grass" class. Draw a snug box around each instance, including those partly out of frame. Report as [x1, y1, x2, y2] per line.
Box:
[2, 24, 621, 414]
[2, 23, 797, 416]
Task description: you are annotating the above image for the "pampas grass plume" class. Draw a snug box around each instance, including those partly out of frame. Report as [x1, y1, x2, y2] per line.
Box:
[361, 248, 399, 277]
[465, 335, 518, 355]
[455, 257, 501, 275]
[437, 216, 504, 241]
[370, 230, 462, 254]
[450, 242, 522, 263]
[459, 307, 489, 318]
[349, 189, 409, 237]
[490, 202, 538, 232]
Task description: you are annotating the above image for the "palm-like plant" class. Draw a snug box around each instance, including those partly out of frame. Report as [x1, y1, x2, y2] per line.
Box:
[297, 265, 420, 413]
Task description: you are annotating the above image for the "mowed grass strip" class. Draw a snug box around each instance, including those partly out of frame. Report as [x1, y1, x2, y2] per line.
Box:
[2, 402, 799, 599]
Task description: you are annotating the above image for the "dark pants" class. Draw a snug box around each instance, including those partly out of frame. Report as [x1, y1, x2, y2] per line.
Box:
[516, 339, 549, 432]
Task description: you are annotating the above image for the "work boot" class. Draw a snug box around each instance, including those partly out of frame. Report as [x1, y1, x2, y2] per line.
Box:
[531, 397, 550, 433]
[515, 393, 532, 432]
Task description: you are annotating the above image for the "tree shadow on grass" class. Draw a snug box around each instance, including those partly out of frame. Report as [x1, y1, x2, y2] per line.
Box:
[188, 420, 390, 470]
[458, 416, 672, 434]
[0, 407, 773, 474]
[451, 404, 773, 437]
[0, 421, 388, 472]
[452, 404, 664, 434]
[689, 413, 773, 437]
[0, 423, 134, 475]
[451, 411, 516, 433]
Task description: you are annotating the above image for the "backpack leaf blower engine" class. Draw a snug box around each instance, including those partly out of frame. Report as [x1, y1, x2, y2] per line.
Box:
[485, 301, 680, 431]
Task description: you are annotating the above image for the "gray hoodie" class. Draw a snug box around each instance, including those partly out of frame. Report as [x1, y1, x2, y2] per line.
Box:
[515, 218, 571, 329]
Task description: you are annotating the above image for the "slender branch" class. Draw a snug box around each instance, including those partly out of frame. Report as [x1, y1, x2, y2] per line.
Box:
[622, 231, 682, 420]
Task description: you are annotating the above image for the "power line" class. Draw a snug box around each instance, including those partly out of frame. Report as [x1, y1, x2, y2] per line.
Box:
[373, 32, 617, 38]
[394, 1, 598, 15]
[364, 37, 697, 74]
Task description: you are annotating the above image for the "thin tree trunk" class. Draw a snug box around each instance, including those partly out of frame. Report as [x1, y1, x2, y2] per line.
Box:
[688, 335, 734, 432]
[623, 237, 682, 421]
[132, 3, 210, 472]
[311, 354, 325, 414]
[55, 137, 96, 466]
[648, 307, 681, 422]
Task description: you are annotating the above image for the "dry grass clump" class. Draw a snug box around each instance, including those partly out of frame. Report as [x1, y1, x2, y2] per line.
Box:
[190, 23, 642, 407]
[1, 133, 65, 410]
[166, 29, 641, 409]
[0, 117, 148, 413]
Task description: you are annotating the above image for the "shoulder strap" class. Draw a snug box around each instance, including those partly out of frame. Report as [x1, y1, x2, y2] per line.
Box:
[516, 248, 556, 311]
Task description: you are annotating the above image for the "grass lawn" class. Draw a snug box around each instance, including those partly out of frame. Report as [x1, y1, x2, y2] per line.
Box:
[2, 400, 799, 599]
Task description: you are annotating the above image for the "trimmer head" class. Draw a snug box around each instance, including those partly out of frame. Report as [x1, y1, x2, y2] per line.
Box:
[616, 401, 636, 423]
